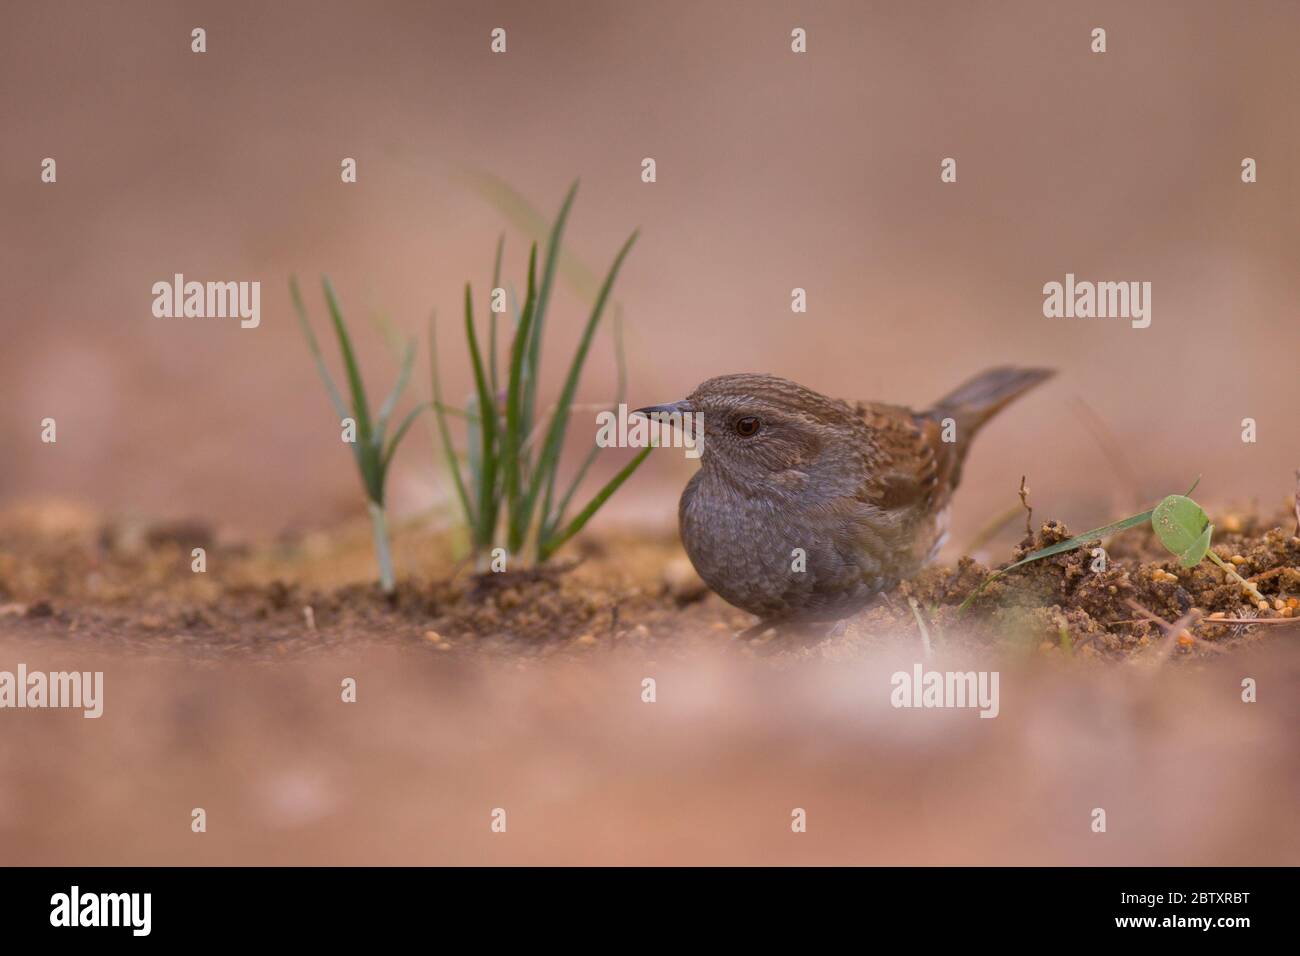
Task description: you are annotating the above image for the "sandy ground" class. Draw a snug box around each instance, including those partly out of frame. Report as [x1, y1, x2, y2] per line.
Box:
[1, 500, 1297, 866]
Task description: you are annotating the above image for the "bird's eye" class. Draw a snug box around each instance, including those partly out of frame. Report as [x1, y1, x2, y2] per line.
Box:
[735, 416, 761, 437]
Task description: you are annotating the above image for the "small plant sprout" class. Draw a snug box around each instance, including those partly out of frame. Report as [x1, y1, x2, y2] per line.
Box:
[958, 479, 1269, 610]
[1150, 495, 1267, 603]
[292, 276, 425, 594]
[429, 183, 650, 570]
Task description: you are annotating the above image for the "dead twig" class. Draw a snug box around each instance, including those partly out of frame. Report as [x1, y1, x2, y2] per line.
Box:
[1125, 600, 1225, 657]
[907, 596, 934, 659]
[1019, 475, 1033, 537]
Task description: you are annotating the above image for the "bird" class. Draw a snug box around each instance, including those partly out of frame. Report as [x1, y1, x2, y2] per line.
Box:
[634, 367, 1054, 628]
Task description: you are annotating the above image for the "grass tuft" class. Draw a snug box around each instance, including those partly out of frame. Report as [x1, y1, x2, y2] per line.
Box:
[428, 183, 649, 569]
[292, 276, 425, 593]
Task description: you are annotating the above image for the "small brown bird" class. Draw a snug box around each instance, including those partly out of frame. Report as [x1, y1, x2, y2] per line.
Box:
[636, 367, 1054, 626]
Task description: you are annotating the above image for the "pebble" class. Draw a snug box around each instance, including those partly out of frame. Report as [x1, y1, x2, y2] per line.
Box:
[423, 629, 453, 650]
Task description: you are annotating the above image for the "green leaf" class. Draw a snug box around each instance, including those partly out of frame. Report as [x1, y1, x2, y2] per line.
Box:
[294, 276, 413, 586]
[291, 276, 352, 424]
[427, 315, 474, 530]
[504, 246, 539, 552]
[546, 305, 629, 540]
[382, 402, 426, 472]
[322, 278, 373, 446]
[465, 393, 483, 514]
[1007, 510, 1155, 569]
[525, 230, 639, 545]
[538, 445, 653, 562]
[1152, 495, 1214, 567]
[489, 233, 505, 396]
[522, 181, 580, 441]
[464, 284, 499, 549]
[297, 277, 381, 503]
[375, 336, 416, 447]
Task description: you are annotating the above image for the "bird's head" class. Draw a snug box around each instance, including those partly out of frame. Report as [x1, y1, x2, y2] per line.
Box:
[634, 373, 857, 480]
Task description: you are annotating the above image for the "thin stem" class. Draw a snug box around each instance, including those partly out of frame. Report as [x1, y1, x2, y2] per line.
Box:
[1206, 551, 1266, 604]
[907, 597, 934, 659]
[368, 501, 396, 594]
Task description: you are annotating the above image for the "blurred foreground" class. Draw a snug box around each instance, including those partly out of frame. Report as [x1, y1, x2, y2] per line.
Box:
[1, 631, 1296, 865]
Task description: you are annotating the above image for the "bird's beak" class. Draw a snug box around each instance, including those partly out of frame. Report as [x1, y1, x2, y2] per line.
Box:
[631, 400, 692, 420]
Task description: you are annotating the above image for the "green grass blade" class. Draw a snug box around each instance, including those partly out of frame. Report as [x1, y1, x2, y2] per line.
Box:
[382, 402, 426, 472]
[375, 336, 415, 446]
[465, 393, 483, 515]
[427, 315, 474, 530]
[290, 276, 351, 423]
[458, 169, 601, 301]
[546, 305, 628, 539]
[1003, 510, 1155, 570]
[321, 277, 374, 446]
[464, 283, 500, 549]
[522, 181, 579, 441]
[538, 446, 652, 562]
[957, 508, 1155, 612]
[322, 278, 382, 502]
[526, 230, 639, 541]
[504, 245, 539, 552]
[489, 233, 504, 396]
[294, 276, 377, 501]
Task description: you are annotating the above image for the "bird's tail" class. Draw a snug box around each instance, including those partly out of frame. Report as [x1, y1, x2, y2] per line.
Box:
[927, 366, 1055, 440]
[925, 364, 1055, 473]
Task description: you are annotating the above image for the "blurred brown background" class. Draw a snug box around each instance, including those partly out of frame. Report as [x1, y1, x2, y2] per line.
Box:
[3, 0, 1298, 541]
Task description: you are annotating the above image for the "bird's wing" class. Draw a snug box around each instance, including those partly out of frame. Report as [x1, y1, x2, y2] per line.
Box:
[832, 402, 958, 578]
[854, 402, 953, 514]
